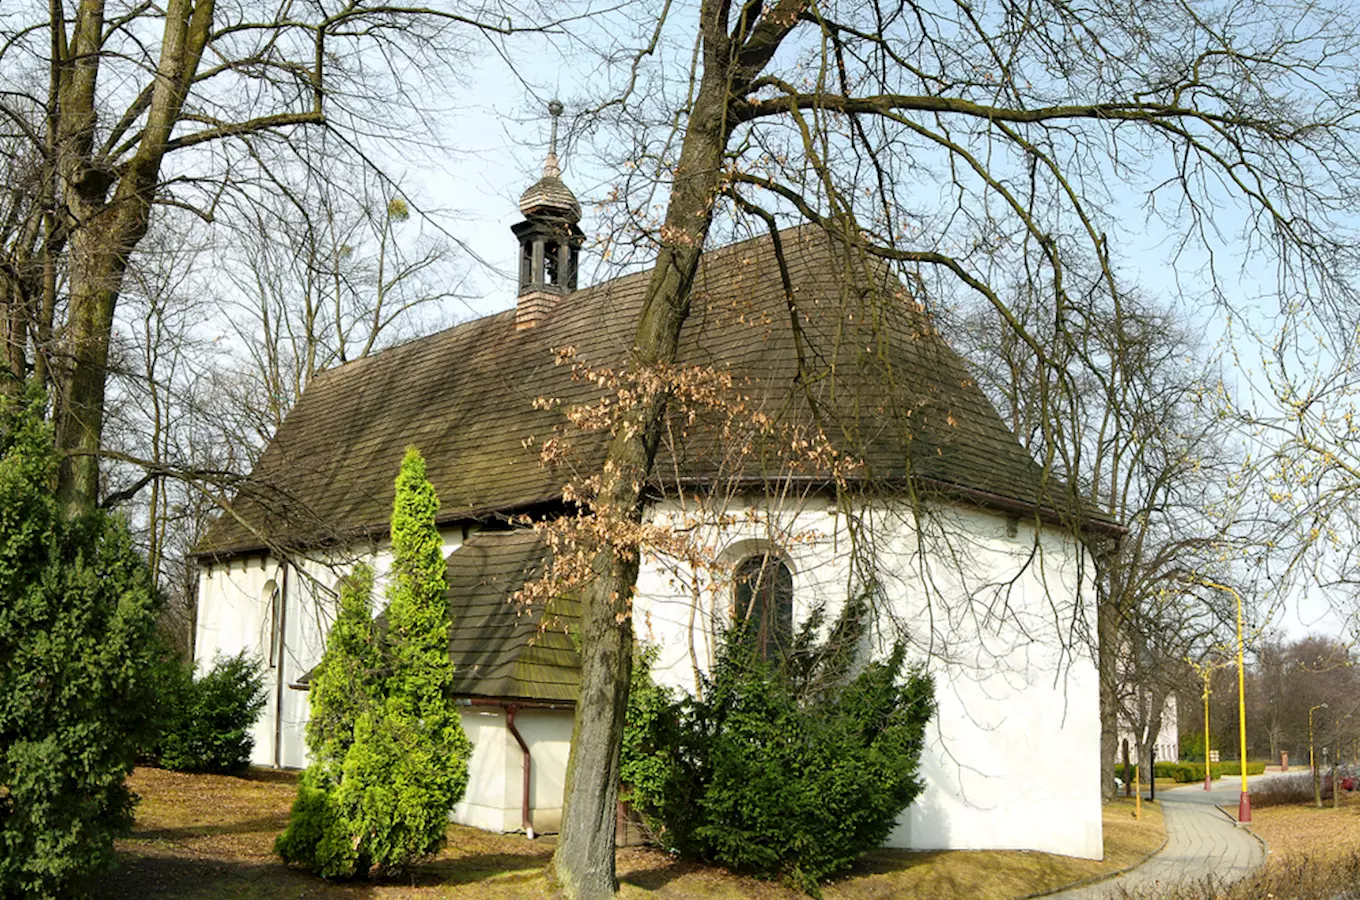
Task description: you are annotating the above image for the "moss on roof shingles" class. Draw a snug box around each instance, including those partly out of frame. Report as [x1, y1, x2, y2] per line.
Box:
[444, 530, 579, 702]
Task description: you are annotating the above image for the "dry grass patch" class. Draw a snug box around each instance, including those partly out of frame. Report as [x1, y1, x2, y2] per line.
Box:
[98, 769, 1164, 900]
[1244, 792, 1360, 859]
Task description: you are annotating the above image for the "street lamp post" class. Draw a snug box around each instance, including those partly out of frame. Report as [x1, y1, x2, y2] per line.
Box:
[1312, 703, 1329, 809]
[1201, 579, 1252, 823]
[1187, 656, 1226, 791]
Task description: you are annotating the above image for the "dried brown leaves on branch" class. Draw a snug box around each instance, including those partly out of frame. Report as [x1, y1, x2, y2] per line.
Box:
[515, 347, 860, 624]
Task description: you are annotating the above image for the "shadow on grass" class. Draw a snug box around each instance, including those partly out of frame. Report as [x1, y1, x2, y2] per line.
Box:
[241, 767, 302, 785]
[619, 855, 722, 892]
[134, 815, 290, 842]
[845, 848, 947, 876]
[406, 852, 551, 887]
[100, 848, 553, 898]
[96, 854, 379, 899]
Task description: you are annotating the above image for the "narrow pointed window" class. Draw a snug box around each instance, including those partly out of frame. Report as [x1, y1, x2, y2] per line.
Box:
[264, 580, 281, 668]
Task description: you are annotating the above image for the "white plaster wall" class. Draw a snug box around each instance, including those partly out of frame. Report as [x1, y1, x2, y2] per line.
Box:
[516, 709, 575, 833]
[632, 496, 1103, 860]
[196, 504, 1101, 859]
[193, 526, 467, 769]
[454, 707, 511, 831]
[449, 707, 574, 835]
[194, 555, 287, 768]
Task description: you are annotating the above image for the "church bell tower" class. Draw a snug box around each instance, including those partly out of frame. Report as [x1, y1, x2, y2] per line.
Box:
[513, 100, 584, 330]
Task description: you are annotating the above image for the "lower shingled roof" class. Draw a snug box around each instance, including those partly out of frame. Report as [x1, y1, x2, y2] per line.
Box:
[445, 529, 579, 703]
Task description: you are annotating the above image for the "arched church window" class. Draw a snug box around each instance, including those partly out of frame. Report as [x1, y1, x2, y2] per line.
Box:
[732, 552, 793, 660]
[264, 580, 281, 668]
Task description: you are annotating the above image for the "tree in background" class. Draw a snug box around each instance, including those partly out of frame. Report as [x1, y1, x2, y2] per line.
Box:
[1185, 633, 1360, 766]
[0, 392, 160, 898]
[276, 448, 470, 879]
[0, 0, 542, 516]
[956, 287, 1248, 796]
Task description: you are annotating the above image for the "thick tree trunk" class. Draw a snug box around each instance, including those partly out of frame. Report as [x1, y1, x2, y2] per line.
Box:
[551, 557, 636, 899]
[57, 223, 139, 513]
[550, 58, 735, 900]
[49, 0, 211, 515]
[1, 279, 28, 400]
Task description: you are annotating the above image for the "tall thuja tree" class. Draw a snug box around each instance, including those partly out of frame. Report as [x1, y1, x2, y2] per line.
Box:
[277, 448, 470, 879]
[306, 566, 381, 784]
[0, 391, 160, 899]
[342, 447, 471, 876]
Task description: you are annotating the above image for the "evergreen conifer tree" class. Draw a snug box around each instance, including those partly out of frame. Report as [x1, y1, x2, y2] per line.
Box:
[0, 392, 161, 898]
[277, 448, 471, 878]
[276, 565, 381, 876]
[306, 565, 380, 786]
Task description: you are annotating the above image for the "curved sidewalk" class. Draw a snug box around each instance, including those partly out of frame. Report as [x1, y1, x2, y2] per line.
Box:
[1044, 778, 1266, 899]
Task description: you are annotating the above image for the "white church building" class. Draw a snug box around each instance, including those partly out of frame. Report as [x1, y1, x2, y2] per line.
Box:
[193, 132, 1118, 860]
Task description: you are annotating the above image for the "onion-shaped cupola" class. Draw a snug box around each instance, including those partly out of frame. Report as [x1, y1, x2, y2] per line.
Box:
[513, 100, 584, 329]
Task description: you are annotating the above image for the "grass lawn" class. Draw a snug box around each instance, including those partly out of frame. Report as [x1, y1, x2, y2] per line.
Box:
[95, 769, 1164, 899]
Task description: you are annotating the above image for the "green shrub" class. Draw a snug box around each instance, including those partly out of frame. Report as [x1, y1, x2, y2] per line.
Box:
[277, 448, 472, 879]
[619, 645, 679, 818]
[0, 393, 161, 899]
[1220, 761, 1266, 777]
[157, 652, 267, 774]
[274, 769, 357, 876]
[622, 620, 934, 896]
[1118, 761, 1224, 784]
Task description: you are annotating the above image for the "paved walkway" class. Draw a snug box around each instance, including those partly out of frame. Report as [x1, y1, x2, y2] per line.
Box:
[1044, 777, 1267, 899]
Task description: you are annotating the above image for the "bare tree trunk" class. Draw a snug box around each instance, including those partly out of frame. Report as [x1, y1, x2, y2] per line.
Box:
[551, 61, 734, 900]
[58, 219, 144, 513]
[52, 0, 212, 514]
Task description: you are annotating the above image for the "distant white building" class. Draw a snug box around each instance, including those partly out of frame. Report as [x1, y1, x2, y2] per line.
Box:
[1117, 694, 1180, 765]
[193, 143, 1118, 860]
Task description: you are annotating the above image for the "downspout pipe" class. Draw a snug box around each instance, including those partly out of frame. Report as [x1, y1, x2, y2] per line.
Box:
[505, 705, 534, 839]
[457, 698, 570, 839]
[273, 559, 290, 769]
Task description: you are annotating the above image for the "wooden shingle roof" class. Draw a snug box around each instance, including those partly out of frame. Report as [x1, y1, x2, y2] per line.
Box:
[443, 530, 579, 702]
[198, 226, 1109, 556]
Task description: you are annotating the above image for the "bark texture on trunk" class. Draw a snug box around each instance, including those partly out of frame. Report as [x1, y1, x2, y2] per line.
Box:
[548, 6, 822, 894]
[550, 77, 730, 900]
[51, 0, 214, 515]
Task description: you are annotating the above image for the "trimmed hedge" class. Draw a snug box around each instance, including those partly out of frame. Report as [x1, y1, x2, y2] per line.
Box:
[1117, 760, 1266, 784]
